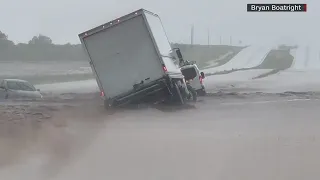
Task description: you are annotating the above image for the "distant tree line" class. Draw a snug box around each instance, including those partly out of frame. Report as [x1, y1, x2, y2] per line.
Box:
[0, 30, 86, 61]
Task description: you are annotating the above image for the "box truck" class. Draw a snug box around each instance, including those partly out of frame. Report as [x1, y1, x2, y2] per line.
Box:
[78, 9, 196, 109]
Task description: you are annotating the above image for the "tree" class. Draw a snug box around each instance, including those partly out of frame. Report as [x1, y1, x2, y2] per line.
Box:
[0, 31, 8, 40]
[0, 30, 14, 48]
[28, 34, 52, 45]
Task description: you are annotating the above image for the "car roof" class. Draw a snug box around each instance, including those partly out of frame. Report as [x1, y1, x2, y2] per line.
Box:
[180, 64, 199, 70]
[3, 79, 29, 83]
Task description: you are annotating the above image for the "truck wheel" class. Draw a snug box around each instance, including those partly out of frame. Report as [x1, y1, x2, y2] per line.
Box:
[173, 82, 185, 105]
[104, 100, 115, 114]
[197, 89, 207, 96]
[187, 84, 197, 102]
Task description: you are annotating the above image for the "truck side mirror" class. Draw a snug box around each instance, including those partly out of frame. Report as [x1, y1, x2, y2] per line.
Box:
[200, 72, 205, 79]
[175, 49, 183, 59]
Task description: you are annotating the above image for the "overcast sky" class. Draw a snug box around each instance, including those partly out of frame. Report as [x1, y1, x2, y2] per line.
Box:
[0, 0, 316, 45]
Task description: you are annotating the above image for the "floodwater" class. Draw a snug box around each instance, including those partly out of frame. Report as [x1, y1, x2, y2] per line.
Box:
[1, 46, 320, 179]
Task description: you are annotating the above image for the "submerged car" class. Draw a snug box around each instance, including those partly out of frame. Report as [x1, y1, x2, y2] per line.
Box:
[0, 79, 43, 100]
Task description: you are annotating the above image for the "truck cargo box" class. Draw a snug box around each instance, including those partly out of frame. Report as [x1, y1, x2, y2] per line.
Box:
[79, 9, 186, 107]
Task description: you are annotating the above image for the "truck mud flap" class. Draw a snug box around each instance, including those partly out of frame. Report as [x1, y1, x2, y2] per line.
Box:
[164, 80, 186, 105]
[173, 82, 185, 105]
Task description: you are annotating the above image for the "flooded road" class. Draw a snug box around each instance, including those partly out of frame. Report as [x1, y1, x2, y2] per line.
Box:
[1, 52, 320, 179]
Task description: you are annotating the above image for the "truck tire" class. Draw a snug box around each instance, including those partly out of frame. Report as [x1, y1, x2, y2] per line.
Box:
[104, 100, 116, 114]
[173, 82, 185, 105]
[187, 84, 197, 102]
[197, 89, 207, 96]
[104, 100, 111, 109]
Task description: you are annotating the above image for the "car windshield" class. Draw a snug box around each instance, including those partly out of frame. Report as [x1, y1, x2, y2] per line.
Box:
[7, 81, 36, 91]
[181, 68, 197, 80]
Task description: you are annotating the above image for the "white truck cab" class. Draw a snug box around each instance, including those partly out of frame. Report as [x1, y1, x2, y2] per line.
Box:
[172, 48, 206, 96]
[180, 64, 206, 96]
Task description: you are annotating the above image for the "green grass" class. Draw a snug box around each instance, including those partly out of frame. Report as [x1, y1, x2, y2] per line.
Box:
[255, 49, 294, 69]
[252, 69, 281, 79]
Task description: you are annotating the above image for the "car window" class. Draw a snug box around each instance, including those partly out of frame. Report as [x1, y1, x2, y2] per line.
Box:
[7, 81, 35, 91]
[7, 82, 20, 90]
[181, 68, 197, 80]
[17, 82, 36, 91]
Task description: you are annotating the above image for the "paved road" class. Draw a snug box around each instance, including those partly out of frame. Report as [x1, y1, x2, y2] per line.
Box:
[203, 43, 273, 74]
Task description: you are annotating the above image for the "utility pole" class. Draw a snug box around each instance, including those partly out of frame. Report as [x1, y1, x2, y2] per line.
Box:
[305, 46, 309, 67]
[191, 25, 194, 45]
[219, 36, 222, 45]
[207, 28, 210, 46]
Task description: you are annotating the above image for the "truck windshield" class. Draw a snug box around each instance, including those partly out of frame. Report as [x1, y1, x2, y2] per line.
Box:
[181, 68, 197, 80]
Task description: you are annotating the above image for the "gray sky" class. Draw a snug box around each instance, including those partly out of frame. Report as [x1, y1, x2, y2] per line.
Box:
[0, 0, 316, 45]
